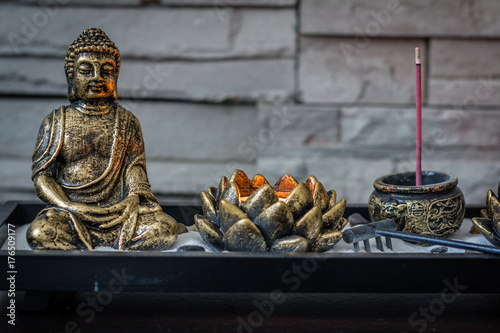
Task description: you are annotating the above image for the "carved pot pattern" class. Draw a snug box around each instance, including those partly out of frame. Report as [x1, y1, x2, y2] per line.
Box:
[368, 171, 465, 237]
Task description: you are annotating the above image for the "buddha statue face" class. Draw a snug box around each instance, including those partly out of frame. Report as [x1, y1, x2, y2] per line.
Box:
[72, 52, 118, 103]
[64, 28, 121, 103]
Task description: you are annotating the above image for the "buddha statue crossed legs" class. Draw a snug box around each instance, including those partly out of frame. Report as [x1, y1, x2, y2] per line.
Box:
[27, 28, 178, 250]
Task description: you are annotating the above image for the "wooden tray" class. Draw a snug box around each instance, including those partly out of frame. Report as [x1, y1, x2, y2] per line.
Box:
[1, 201, 499, 294]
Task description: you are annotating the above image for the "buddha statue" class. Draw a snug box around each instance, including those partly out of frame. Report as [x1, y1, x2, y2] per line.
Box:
[27, 28, 178, 250]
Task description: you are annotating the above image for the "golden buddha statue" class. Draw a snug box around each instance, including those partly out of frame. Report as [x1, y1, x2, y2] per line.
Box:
[27, 28, 178, 250]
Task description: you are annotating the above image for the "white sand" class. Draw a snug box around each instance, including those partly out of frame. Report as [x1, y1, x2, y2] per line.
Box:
[3, 218, 493, 254]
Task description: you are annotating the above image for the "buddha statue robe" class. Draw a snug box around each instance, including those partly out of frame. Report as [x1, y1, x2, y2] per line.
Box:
[27, 103, 178, 250]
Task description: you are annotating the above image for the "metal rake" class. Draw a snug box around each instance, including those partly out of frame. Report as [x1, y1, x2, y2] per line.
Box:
[342, 219, 500, 256]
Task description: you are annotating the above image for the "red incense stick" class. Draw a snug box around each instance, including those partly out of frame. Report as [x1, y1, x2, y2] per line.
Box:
[415, 47, 422, 186]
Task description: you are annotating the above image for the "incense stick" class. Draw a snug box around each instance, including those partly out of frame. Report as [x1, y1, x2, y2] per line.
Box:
[415, 47, 422, 186]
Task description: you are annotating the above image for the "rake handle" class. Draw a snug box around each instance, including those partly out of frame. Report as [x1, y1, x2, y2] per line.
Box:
[375, 229, 500, 256]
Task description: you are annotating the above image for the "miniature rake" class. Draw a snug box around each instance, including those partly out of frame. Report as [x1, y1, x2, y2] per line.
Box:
[342, 219, 500, 256]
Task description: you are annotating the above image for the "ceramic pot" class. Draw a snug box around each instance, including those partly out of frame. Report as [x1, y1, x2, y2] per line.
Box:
[368, 171, 465, 237]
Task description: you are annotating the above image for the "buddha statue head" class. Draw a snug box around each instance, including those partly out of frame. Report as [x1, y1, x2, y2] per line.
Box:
[64, 28, 120, 103]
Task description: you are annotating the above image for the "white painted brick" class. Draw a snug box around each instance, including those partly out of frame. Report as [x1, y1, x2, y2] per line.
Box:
[0, 159, 33, 190]
[21, 0, 141, 5]
[430, 39, 500, 78]
[428, 79, 500, 106]
[0, 98, 258, 162]
[342, 106, 500, 149]
[428, 40, 500, 104]
[301, 0, 500, 38]
[0, 98, 66, 158]
[0, 4, 295, 59]
[395, 155, 500, 205]
[0, 58, 295, 102]
[299, 37, 426, 104]
[0, 4, 230, 57]
[258, 103, 340, 148]
[133, 102, 257, 161]
[423, 108, 500, 148]
[256, 155, 393, 204]
[227, 9, 296, 58]
[147, 160, 256, 195]
[161, 0, 296, 6]
[341, 107, 414, 148]
[0, 148, 258, 201]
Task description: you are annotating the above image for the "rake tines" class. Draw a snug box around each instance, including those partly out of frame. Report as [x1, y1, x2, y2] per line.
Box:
[343, 219, 500, 256]
[343, 219, 396, 253]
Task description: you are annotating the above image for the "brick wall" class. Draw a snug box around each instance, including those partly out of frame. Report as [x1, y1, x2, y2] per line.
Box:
[1, 0, 499, 206]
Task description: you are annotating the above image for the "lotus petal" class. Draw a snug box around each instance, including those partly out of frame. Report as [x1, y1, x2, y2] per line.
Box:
[200, 191, 218, 225]
[294, 206, 322, 242]
[229, 169, 251, 186]
[306, 176, 329, 212]
[274, 174, 299, 191]
[327, 190, 337, 209]
[194, 214, 224, 251]
[285, 183, 314, 220]
[481, 209, 488, 219]
[472, 217, 500, 247]
[250, 174, 269, 189]
[493, 219, 500, 238]
[219, 199, 248, 234]
[229, 169, 252, 196]
[270, 235, 308, 252]
[220, 182, 240, 206]
[486, 189, 494, 217]
[274, 174, 299, 200]
[254, 201, 293, 245]
[310, 230, 343, 252]
[335, 217, 349, 232]
[322, 198, 346, 230]
[241, 184, 279, 220]
[314, 183, 329, 212]
[487, 190, 500, 221]
[223, 218, 267, 252]
[215, 176, 229, 203]
[305, 175, 317, 192]
[208, 186, 218, 199]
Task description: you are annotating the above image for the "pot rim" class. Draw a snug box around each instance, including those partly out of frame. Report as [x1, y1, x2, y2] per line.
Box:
[373, 171, 458, 194]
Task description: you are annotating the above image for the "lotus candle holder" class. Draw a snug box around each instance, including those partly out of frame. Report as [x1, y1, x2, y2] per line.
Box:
[194, 170, 348, 252]
[471, 184, 500, 247]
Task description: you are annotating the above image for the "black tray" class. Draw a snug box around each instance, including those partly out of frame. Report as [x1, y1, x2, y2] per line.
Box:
[1, 201, 499, 294]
